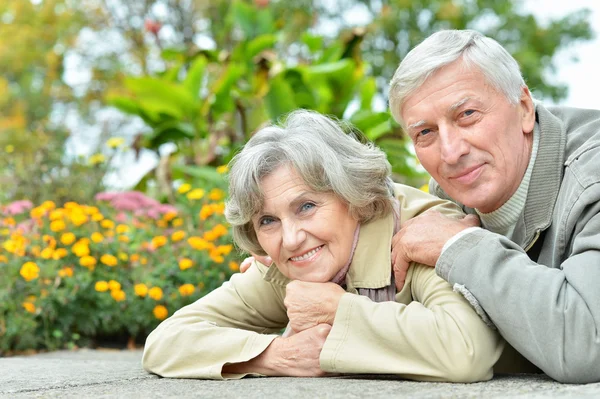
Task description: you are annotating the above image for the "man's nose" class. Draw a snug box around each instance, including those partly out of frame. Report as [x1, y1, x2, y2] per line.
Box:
[439, 124, 469, 165]
[281, 219, 305, 250]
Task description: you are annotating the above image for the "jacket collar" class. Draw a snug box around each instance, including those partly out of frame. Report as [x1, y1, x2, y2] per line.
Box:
[263, 212, 394, 289]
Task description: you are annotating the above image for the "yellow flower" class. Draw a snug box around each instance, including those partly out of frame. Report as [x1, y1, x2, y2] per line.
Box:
[171, 230, 186, 242]
[101, 219, 115, 229]
[107, 137, 125, 148]
[43, 235, 57, 249]
[216, 165, 228, 174]
[212, 224, 228, 237]
[92, 213, 104, 222]
[30, 206, 46, 219]
[89, 153, 106, 165]
[178, 284, 195, 296]
[186, 188, 205, 200]
[130, 254, 140, 262]
[79, 256, 97, 268]
[72, 241, 90, 257]
[70, 211, 88, 227]
[64, 202, 78, 209]
[178, 258, 194, 270]
[187, 236, 213, 251]
[151, 236, 167, 248]
[148, 287, 163, 301]
[61, 232, 76, 245]
[20, 262, 40, 282]
[157, 220, 168, 228]
[5, 144, 14, 153]
[140, 257, 148, 265]
[58, 267, 73, 277]
[40, 247, 54, 259]
[420, 184, 429, 193]
[177, 183, 191, 194]
[22, 302, 36, 313]
[111, 289, 126, 302]
[118, 234, 130, 243]
[91, 232, 104, 243]
[212, 202, 225, 215]
[208, 188, 225, 201]
[52, 248, 68, 260]
[118, 252, 128, 261]
[41, 201, 56, 211]
[203, 230, 217, 241]
[116, 224, 129, 234]
[0, 254, 8, 263]
[100, 254, 118, 267]
[49, 209, 65, 221]
[108, 280, 121, 291]
[50, 219, 66, 232]
[134, 283, 148, 297]
[83, 206, 100, 215]
[153, 305, 168, 320]
[95, 280, 109, 292]
[229, 261, 240, 272]
[172, 218, 184, 227]
[209, 251, 225, 264]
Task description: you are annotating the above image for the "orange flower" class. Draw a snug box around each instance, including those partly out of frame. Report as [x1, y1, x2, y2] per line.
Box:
[95, 280, 109, 292]
[58, 267, 74, 277]
[49, 209, 65, 221]
[188, 236, 213, 251]
[130, 254, 140, 262]
[118, 234, 130, 243]
[108, 280, 121, 291]
[100, 254, 118, 267]
[216, 244, 233, 256]
[148, 287, 163, 301]
[116, 224, 129, 234]
[172, 218, 184, 227]
[212, 224, 228, 237]
[111, 290, 126, 302]
[20, 262, 40, 281]
[178, 258, 193, 270]
[52, 248, 68, 260]
[178, 284, 195, 296]
[163, 211, 177, 222]
[153, 305, 168, 320]
[229, 261, 240, 272]
[22, 302, 36, 313]
[30, 206, 46, 219]
[209, 251, 225, 264]
[208, 188, 225, 201]
[171, 230, 186, 242]
[199, 205, 213, 221]
[134, 283, 148, 297]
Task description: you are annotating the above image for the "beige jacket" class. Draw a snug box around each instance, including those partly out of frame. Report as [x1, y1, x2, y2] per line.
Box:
[142, 184, 504, 382]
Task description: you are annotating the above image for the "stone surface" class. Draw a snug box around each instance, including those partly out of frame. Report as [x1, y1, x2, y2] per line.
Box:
[2, 349, 600, 398]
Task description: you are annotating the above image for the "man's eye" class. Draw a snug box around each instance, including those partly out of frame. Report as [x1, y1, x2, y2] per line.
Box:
[463, 109, 475, 117]
[300, 202, 315, 212]
[419, 128, 431, 136]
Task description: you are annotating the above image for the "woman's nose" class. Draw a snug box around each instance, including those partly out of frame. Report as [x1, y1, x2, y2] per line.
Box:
[281, 220, 305, 250]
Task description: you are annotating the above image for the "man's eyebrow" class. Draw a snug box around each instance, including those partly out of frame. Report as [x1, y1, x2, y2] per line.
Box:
[449, 97, 472, 112]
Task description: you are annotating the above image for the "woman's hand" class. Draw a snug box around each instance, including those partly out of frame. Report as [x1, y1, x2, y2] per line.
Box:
[239, 255, 273, 273]
[222, 324, 332, 377]
[284, 281, 345, 334]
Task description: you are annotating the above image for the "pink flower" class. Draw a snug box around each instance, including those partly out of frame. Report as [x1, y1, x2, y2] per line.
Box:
[3, 200, 34, 215]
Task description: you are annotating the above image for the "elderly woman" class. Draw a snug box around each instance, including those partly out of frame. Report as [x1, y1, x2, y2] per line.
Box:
[142, 110, 504, 381]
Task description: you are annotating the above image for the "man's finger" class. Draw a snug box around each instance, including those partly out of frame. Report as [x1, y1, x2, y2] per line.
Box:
[393, 258, 410, 292]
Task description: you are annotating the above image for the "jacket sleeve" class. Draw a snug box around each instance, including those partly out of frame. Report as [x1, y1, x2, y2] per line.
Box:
[437, 203, 600, 384]
[142, 263, 288, 379]
[319, 263, 504, 382]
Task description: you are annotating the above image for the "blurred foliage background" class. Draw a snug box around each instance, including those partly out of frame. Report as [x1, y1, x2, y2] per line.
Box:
[0, 0, 594, 352]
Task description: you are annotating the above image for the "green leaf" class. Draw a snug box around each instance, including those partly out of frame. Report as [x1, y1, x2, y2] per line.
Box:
[366, 119, 394, 141]
[183, 56, 208, 100]
[211, 63, 246, 115]
[264, 75, 297, 120]
[125, 77, 197, 116]
[172, 165, 226, 185]
[149, 121, 196, 148]
[245, 34, 277, 60]
[359, 78, 377, 110]
[301, 33, 324, 53]
[349, 110, 390, 133]
[231, 0, 256, 38]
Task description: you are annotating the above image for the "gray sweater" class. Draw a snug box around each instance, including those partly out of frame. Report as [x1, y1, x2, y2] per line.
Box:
[431, 103, 600, 383]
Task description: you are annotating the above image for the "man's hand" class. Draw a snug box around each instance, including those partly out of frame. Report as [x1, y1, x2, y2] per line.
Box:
[391, 210, 480, 291]
[223, 324, 332, 377]
[284, 281, 345, 334]
[239, 254, 273, 273]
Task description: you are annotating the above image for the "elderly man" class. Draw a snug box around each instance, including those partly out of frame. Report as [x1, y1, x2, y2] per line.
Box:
[388, 29, 600, 384]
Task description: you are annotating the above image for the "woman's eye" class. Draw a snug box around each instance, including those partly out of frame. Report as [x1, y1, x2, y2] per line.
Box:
[259, 217, 274, 226]
[300, 202, 315, 212]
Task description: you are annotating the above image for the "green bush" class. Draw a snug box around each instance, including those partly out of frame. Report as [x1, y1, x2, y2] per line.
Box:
[0, 172, 241, 354]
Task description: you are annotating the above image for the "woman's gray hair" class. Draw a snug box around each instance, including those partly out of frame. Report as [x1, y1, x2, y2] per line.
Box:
[389, 29, 526, 125]
[225, 110, 395, 255]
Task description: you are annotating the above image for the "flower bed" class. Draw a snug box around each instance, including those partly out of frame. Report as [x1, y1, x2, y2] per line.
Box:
[0, 185, 241, 354]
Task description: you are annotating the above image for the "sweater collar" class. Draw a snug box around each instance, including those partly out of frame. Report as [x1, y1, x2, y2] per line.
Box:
[263, 211, 394, 289]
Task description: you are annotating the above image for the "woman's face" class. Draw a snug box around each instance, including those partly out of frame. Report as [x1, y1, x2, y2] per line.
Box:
[252, 165, 359, 282]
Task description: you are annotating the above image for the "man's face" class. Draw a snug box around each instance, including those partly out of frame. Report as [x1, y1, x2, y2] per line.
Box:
[400, 60, 535, 213]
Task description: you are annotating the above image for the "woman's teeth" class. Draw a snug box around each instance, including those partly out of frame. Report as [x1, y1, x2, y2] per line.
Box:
[290, 246, 322, 261]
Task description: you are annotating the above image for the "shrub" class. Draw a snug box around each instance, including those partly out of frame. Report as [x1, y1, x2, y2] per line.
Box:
[0, 178, 241, 354]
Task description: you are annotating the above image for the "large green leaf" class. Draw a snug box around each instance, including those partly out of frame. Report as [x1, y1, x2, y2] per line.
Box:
[148, 121, 196, 148]
[349, 110, 390, 134]
[359, 77, 377, 110]
[125, 77, 197, 116]
[172, 165, 226, 186]
[183, 56, 208, 100]
[245, 34, 277, 60]
[231, 0, 256, 39]
[306, 59, 354, 83]
[264, 75, 297, 120]
[211, 63, 246, 115]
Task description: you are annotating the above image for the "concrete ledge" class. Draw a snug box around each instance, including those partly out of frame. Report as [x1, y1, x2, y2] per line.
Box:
[2, 350, 600, 398]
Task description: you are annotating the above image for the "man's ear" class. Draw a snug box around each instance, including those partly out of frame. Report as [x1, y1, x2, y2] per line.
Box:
[520, 86, 535, 134]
